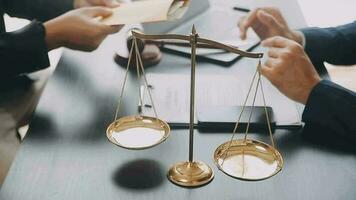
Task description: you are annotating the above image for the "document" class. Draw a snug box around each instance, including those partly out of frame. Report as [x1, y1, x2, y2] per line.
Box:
[101, 0, 187, 25]
[141, 73, 302, 127]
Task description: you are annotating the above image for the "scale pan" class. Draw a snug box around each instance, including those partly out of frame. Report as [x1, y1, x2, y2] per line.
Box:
[214, 139, 283, 181]
[106, 115, 170, 150]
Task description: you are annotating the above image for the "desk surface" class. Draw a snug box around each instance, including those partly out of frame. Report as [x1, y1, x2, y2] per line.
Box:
[1, 1, 356, 200]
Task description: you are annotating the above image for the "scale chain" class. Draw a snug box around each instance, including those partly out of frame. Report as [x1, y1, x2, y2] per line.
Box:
[220, 64, 259, 166]
[114, 40, 136, 120]
[238, 67, 261, 176]
[258, 60, 276, 148]
[134, 38, 159, 119]
[135, 38, 143, 114]
[243, 69, 261, 142]
[220, 60, 277, 167]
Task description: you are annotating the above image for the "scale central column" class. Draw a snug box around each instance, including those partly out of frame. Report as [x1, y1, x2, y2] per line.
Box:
[188, 25, 197, 162]
[167, 25, 214, 187]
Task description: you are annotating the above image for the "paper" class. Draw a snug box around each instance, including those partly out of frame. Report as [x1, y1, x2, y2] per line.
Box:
[141, 74, 302, 127]
[102, 0, 177, 25]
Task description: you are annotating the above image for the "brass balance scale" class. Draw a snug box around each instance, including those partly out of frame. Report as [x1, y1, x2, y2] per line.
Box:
[106, 0, 283, 187]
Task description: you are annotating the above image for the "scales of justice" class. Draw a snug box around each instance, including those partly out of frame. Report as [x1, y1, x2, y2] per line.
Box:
[105, 2, 283, 186]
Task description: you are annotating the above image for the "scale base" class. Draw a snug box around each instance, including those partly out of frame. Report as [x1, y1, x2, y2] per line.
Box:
[167, 161, 214, 187]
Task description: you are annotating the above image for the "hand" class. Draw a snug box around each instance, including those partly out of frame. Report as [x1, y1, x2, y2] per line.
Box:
[74, 0, 120, 8]
[44, 7, 123, 51]
[260, 36, 321, 104]
[238, 7, 303, 45]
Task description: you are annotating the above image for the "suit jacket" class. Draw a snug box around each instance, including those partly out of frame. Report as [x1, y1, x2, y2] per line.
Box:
[0, 0, 73, 79]
[301, 22, 356, 144]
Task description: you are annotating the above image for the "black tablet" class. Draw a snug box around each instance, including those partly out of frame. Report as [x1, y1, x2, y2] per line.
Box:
[197, 106, 276, 133]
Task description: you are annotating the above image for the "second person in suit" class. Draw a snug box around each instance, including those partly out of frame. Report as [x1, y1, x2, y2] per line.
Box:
[238, 8, 356, 144]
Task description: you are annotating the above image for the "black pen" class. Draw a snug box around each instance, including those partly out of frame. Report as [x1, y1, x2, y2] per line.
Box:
[138, 85, 144, 114]
[233, 6, 251, 13]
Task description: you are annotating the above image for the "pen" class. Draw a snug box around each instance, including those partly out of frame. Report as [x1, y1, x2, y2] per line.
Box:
[233, 6, 250, 13]
[138, 85, 144, 114]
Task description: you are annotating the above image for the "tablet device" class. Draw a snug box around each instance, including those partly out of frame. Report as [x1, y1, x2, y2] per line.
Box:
[197, 106, 276, 133]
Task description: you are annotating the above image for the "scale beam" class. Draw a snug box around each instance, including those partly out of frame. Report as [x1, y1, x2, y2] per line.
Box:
[132, 30, 263, 58]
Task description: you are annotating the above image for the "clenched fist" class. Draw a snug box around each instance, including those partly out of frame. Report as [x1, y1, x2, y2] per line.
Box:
[260, 36, 321, 104]
[44, 7, 123, 51]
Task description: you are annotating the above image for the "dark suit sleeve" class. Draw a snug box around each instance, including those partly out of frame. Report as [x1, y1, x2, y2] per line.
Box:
[0, 20, 50, 79]
[2, 0, 73, 21]
[302, 80, 356, 141]
[301, 22, 356, 66]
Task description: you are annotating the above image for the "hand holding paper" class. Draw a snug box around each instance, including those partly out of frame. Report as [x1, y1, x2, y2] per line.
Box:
[101, 0, 189, 25]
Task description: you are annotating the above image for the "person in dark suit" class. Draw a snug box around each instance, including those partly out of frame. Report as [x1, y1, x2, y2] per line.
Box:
[238, 8, 356, 143]
[0, 0, 125, 185]
[0, 0, 123, 80]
